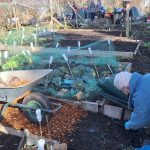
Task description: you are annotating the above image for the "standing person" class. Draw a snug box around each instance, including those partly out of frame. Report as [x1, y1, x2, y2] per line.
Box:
[97, 0, 101, 18]
[114, 71, 150, 130]
[89, 0, 96, 21]
[72, 2, 78, 20]
[97, 0, 101, 7]
[84, 7, 88, 19]
[99, 6, 105, 18]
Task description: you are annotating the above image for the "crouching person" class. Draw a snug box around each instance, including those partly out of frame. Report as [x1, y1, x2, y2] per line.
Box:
[114, 71, 150, 130]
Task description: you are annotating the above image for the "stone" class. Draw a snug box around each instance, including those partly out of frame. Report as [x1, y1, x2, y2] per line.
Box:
[74, 91, 84, 100]
[81, 101, 99, 113]
[103, 104, 123, 120]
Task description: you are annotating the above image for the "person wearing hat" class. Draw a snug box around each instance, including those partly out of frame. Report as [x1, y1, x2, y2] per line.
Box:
[114, 71, 150, 130]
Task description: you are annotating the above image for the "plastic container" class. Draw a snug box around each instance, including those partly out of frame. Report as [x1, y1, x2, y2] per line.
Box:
[147, 16, 150, 24]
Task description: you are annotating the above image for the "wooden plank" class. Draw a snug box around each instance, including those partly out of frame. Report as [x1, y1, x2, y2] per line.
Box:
[48, 96, 81, 107]
[17, 132, 26, 150]
[103, 104, 123, 120]
[134, 40, 142, 55]
[0, 123, 24, 137]
[0, 123, 54, 143]
[0, 123, 67, 149]
[1, 45, 134, 59]
[124, 63, 132, 72]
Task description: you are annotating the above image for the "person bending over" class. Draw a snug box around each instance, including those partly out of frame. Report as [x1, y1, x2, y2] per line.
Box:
[114, 71, 150, 130]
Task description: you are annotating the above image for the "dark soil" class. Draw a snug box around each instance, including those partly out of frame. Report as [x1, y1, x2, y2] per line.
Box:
[0, 134, 21, 150]
[66, 112, 149, 150]
[131, 24, 150, 42]
[113, 40, 137, 52]
[59, 29, 137, 52]
[59, 40, 97, 48]
[0, 112, 149, 150]
[132, 45, 150, 73]
[97, 30, 126, 37]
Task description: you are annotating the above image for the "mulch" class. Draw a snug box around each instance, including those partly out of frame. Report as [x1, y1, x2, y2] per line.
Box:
[2, 103, 87, 143]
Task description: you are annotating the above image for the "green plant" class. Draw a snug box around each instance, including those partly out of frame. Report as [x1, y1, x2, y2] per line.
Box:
[2, 54, 32, 70]
[144, 42, 150, 50]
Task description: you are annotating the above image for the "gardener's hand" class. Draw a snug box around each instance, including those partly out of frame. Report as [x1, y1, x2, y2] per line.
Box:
[124, 121, 130, 130]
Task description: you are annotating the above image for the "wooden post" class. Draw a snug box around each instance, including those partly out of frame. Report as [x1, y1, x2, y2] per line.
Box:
[129, 16, 131, 31]
[15, 6, 21, 30]
[49, 0, 53, 26]
[63, 12, 67, 28]
[125, 1, 131, 37]
[67, 2, 85, 23]
[26, 9, 30, 20]
[13, 7, 18, 30]
[126, 9, 130, 37]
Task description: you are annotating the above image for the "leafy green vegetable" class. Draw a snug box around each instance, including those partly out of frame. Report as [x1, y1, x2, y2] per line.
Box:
[144, 42, 150, 47]
[2, 54, 32, 70]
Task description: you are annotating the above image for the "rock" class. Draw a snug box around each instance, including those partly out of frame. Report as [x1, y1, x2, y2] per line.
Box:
[73, 92, 84, 100]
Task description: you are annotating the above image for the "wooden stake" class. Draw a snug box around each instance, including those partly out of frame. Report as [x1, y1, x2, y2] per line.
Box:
[126, 4, 130, 37]
[13, 7, 18, 30]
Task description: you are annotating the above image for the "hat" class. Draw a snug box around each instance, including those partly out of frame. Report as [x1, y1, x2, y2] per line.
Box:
[114, 71, 132, 91]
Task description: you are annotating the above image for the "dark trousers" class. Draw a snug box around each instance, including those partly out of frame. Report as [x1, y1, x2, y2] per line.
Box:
[98, 12, 105, 18]
[72, 12, 76, 20]
[90, 12, 95, 21]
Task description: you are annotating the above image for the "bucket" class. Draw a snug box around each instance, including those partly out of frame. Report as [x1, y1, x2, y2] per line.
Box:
[147, 16, 150, 24]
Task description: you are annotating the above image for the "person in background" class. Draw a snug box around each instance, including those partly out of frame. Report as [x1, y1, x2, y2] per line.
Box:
[84, 7, 89, 19]
[99, 6, 105, 18]
[97, 0, 101, 18]
[72, 2, 78, 20]
[114, 71, 150, 130]
[122, 0, 133, 22]
[89, 0, 96, 21]
[97, 0, 101, 7]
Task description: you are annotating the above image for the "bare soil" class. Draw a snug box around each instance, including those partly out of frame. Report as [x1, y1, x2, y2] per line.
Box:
[0, 134, 21, 150]
[66, 113, 149, 150]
